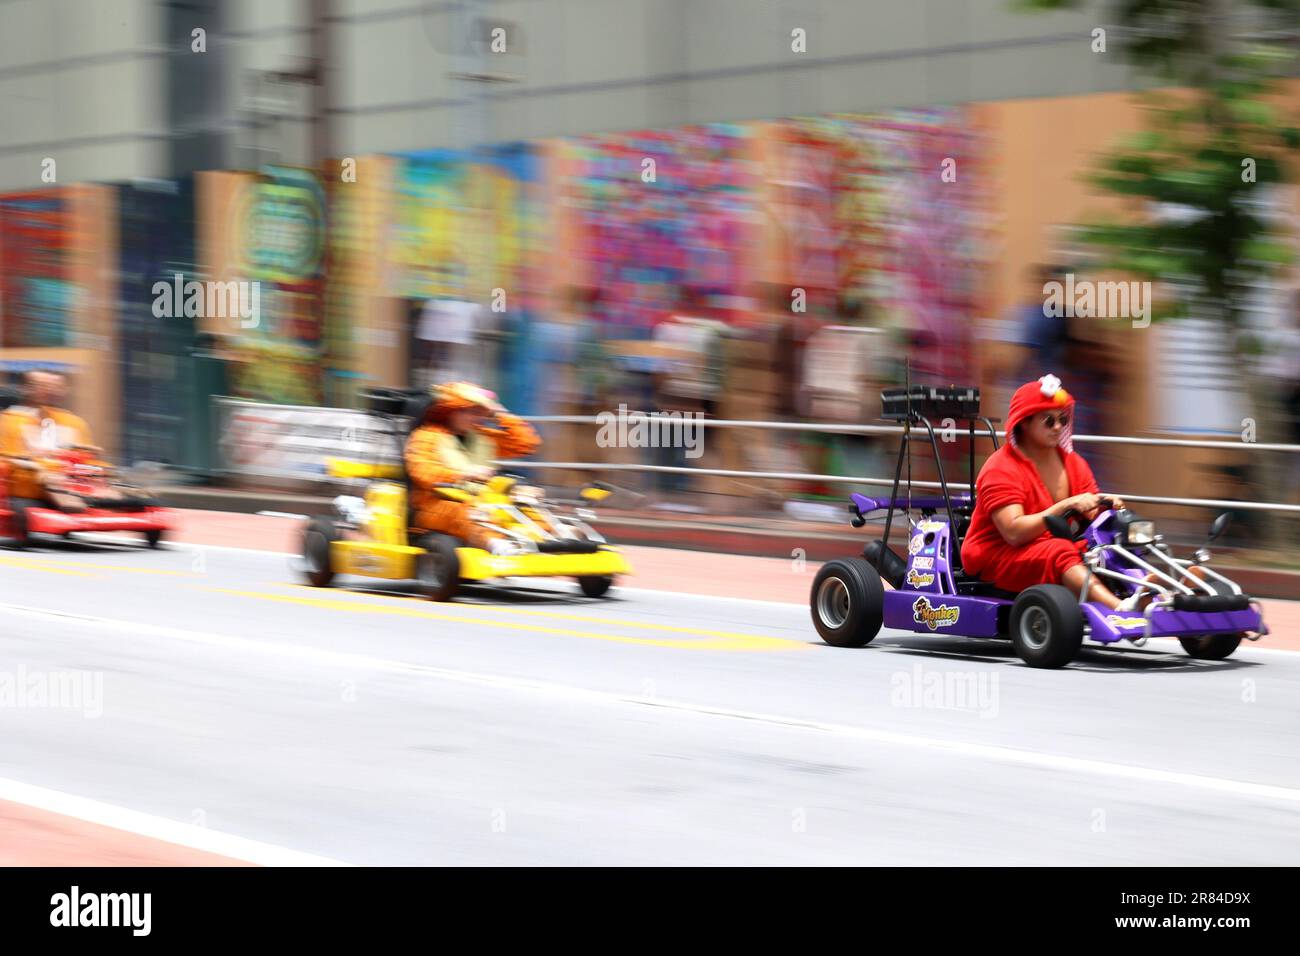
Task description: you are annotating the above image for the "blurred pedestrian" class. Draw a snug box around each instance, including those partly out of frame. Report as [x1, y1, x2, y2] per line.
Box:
[1014, 263, 1070, 381]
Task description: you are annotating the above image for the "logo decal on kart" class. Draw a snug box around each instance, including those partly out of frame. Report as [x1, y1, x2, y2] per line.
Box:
[909, 534, 925, 555]
[913, 596, 960, 631]
[918, 520, 946, 533]
[1105, 614, 1148, 629]
[911, 556, 934, 570]
[905, 568, 935, 588]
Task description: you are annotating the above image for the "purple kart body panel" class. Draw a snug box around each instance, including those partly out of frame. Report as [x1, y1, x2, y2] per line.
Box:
[882, 591, 1003, 637]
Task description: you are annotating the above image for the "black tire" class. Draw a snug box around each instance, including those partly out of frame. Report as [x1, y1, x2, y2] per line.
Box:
[577, 574, 614, 598]
[415, 533, 461, 602]
[1010, 585, 1084, 668]
[144, 528, 164, 549]
[810, 557, 885, 648]
[300, 516, 338, 588]
[6, 498, 38, 550]
[1176, 579, 1245, 660]
[1179, 633, 1243, 660]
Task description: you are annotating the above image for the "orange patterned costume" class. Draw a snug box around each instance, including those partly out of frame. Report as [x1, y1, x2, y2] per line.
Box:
[404, 383, 540, 549]
[0, 403, 94, 500]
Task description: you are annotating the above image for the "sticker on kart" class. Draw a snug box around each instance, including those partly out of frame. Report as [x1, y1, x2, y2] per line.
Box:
[913, 596, 960, 631]
[1105, 614, 1148, 630]
[905, 568, 935, 588]
[911, 556, 934, 570]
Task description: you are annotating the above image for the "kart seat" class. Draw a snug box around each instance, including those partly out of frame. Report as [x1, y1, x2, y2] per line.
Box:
[951, 568, 1018, 601]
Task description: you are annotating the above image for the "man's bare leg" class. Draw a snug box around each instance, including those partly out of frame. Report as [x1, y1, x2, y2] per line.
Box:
[1061, 563, 1124, 609]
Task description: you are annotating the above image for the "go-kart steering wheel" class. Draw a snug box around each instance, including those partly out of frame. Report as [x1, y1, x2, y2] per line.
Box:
[1045, 496, 1115, 541]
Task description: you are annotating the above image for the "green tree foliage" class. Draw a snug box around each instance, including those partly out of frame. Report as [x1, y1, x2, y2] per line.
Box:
[1019, 0, 1300, 330]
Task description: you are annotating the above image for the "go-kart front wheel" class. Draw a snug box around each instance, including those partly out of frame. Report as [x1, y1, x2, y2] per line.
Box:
[416, 533, 461, 602]
[577, 575, 614, 598]
[300, 516, 338, 588]
[1178, 633, 1243, 660]
[1010, 585, 1084, 668]
[810, 557, 884, 647]
[144, 528, 164, 549]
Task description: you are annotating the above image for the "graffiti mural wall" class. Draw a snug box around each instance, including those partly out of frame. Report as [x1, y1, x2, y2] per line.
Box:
[0, 190, 75, 348]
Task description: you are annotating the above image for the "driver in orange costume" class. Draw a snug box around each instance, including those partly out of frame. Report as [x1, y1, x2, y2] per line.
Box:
[0, 369, 102, 512]
[404, 382, 540, 551]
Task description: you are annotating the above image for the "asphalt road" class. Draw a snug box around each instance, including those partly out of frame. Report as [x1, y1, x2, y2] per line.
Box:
[1, 536, 1297, 865]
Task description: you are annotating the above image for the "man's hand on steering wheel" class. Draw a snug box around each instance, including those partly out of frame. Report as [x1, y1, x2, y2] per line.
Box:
[1055, 492, 1102, 518]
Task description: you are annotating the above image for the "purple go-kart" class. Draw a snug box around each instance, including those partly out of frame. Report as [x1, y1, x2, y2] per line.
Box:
[810, 384, 1269, 668]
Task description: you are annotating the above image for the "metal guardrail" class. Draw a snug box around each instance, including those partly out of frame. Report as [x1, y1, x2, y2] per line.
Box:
[522, 415, 1300, 453]
[207, 397, 1300, 514]
[505, 414, 1300, 514]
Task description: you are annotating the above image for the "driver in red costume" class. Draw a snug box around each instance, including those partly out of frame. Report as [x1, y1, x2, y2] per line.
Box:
[960, 375, 1144, 611]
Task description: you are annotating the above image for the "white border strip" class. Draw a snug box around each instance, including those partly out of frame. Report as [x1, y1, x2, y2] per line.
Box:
[0, 775, 349, 867]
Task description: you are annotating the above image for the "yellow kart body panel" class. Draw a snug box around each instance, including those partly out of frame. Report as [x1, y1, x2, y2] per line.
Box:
[331, 539, 423, 579]
[455, 546, 630, 581]
[326, 458, 405, 481]
[331, 538, 630, 582]
[322, 468, 630, 587]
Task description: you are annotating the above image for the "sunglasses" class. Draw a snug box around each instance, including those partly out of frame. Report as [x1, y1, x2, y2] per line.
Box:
[1039, 413, 1070, 428]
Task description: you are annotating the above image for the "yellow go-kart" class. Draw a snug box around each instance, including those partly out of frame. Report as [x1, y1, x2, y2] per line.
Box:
[298, 458, 631, 602]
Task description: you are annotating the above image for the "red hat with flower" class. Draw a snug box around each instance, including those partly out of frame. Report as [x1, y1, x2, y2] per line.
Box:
[1007, 374, 1076, 453]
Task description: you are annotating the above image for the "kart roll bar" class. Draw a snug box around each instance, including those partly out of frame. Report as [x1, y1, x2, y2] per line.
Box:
[876, 411, 1001, 575]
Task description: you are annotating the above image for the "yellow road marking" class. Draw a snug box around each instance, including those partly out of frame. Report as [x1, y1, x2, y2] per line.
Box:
[279, 583, 794, 641]
[206, 586, 804, 652]
[0, 556, 102, 579]
[0, 555, 195, 578]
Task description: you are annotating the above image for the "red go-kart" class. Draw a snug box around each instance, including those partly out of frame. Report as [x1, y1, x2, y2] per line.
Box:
[0, 448, 175, 549]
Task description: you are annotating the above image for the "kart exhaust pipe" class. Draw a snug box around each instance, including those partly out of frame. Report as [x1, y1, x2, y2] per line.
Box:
[863, 538, 906, 590]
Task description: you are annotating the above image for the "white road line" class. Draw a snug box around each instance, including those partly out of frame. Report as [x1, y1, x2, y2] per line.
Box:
[3, 600, 1298, 804]
[0, 775, 349, 867]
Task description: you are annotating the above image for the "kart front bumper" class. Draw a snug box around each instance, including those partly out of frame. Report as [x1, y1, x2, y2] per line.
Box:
[25, 507, 176, 536]
[330, 539, 631, 581]
[457, 547, 631, 581]
[1081, 602, 1265, 644]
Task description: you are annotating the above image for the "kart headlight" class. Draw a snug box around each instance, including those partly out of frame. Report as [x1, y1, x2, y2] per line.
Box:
[1125, 520, 1156, 546]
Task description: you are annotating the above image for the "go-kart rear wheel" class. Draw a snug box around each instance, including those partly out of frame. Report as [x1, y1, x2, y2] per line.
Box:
[810, 557, 884, 647]
[7, 500, 34, 550]
[1010, 585, 1084, 668]
[577, 575, 614, 598]
[416, 533, 461, 602]
[144, 528, 164, 549]
[300, 516, 338, 588]
[1178, 633, 1243, 660]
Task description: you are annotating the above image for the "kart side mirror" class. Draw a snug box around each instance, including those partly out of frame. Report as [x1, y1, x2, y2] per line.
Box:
[1044, 514, 1075, 540]
[1208, 512, 1232, 543]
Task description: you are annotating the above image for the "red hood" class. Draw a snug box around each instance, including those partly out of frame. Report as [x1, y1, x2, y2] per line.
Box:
[1007, 376, 1075, 453]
